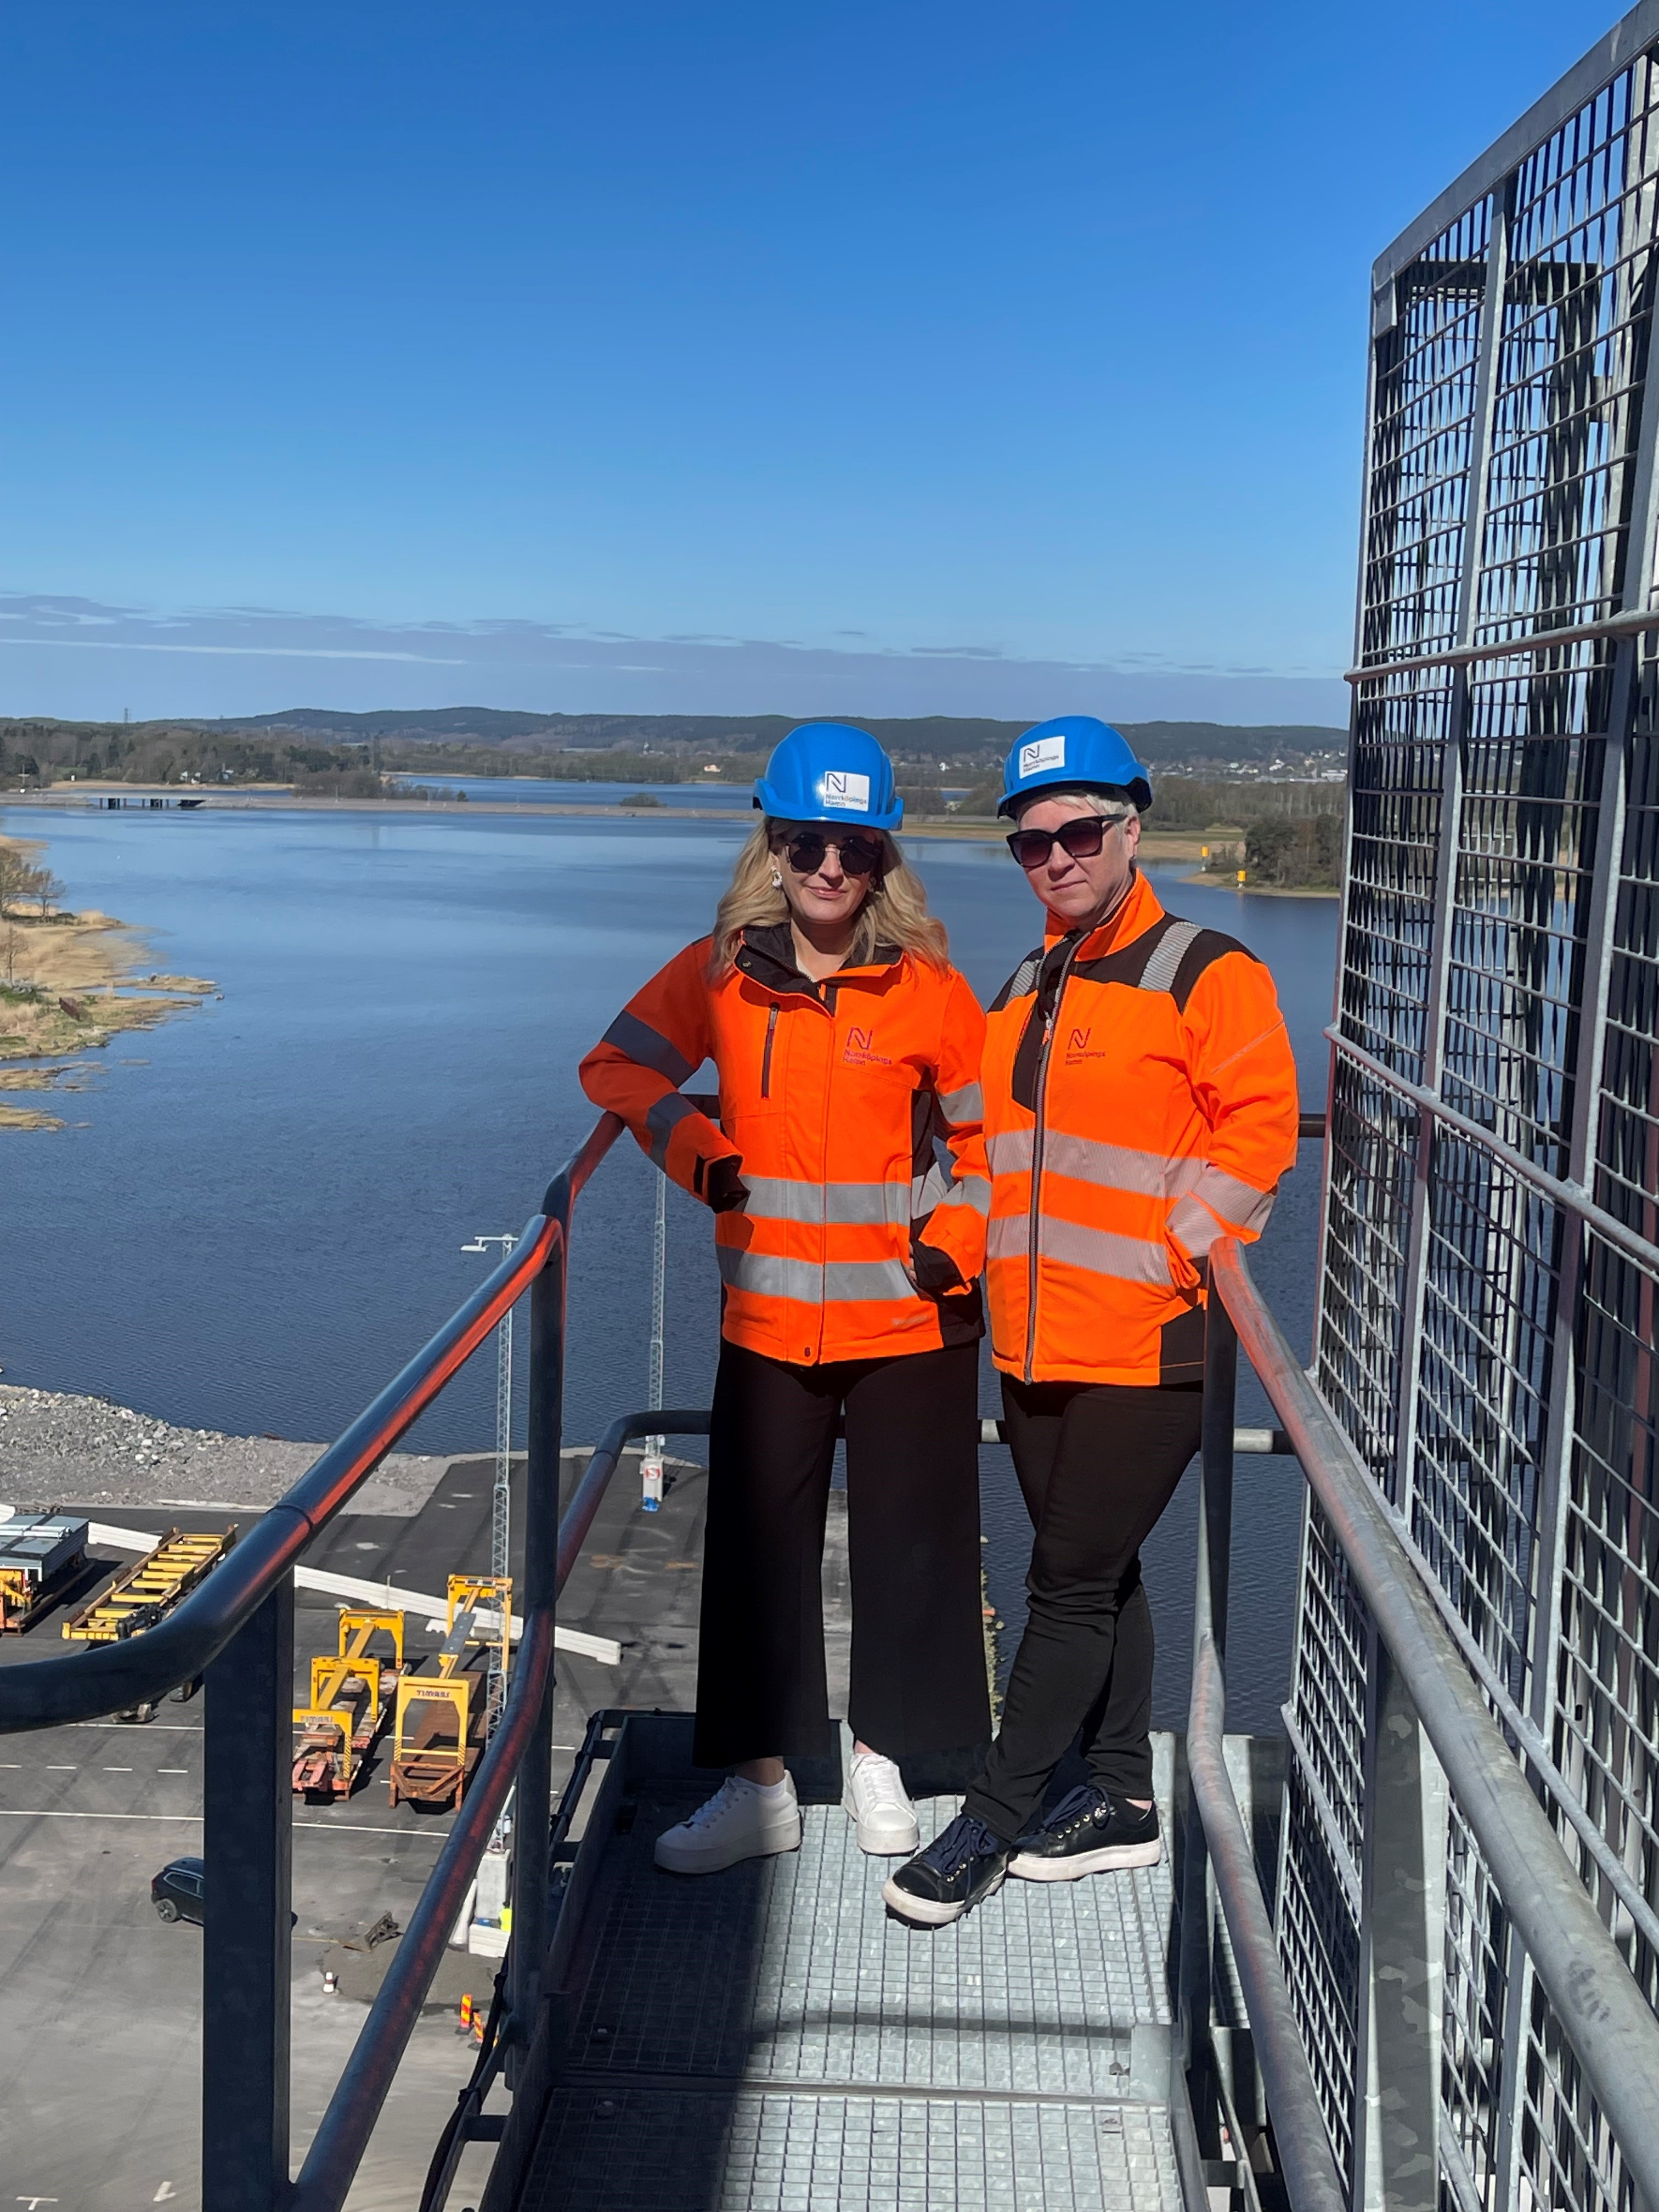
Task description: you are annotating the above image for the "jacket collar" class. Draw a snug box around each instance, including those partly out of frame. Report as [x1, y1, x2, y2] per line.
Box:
[736, 922, 903, 996]
[1042, 868, 1165, 961]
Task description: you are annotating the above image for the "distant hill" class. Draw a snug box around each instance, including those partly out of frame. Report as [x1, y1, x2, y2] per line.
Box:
[2, 708, 1347, 795]
[216, 708, 1346, 768]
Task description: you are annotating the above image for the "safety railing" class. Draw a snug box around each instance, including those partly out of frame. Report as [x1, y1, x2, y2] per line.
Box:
[0, 1108, 638, 2211]
[1187, 1239, 1659, 2212]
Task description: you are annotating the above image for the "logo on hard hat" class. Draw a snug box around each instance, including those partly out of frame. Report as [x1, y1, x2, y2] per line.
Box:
[1020, 737, 1065, 778]
[821, 771, 871, 811]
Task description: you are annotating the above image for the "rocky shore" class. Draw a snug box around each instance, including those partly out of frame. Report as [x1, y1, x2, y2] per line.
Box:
[0, 1381, 450, 1516]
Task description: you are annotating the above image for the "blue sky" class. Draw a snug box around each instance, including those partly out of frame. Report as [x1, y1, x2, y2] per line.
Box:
[0, 1, 1628, 726]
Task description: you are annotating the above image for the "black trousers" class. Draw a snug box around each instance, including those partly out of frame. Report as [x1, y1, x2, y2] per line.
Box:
[964, 1375, 1203, 1842]
[692, 1338, 992, 1770]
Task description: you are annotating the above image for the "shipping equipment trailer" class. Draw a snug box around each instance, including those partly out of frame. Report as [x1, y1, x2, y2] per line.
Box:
[291, 1608, 405, 1801]
[60, 1526, 236, 1643]
[0, 1514, 88, 1633]
[388, 1573, 511, 1810]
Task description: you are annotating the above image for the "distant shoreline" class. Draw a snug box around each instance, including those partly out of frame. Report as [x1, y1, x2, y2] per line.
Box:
[0, 788, 1233, 866]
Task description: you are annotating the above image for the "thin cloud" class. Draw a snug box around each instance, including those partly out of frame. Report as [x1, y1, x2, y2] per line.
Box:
[0, 591, 1350, 726]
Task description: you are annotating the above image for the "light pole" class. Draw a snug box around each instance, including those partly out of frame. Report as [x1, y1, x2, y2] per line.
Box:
[461, 1231, 516, 1730]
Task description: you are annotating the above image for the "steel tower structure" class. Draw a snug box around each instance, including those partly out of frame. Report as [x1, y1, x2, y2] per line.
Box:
[1280, 8, 1659, 2207]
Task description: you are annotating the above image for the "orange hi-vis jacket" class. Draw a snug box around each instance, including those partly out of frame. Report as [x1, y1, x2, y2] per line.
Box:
[982, 871, 1299, 1387]
[578, 924, 991, 1367]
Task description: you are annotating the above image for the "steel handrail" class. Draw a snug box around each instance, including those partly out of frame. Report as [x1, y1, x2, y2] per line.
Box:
[0, 1114, 625, 1733]
[1186, 1630, 1346, 2212]
[557, 1408, 713, 1589]
[1210, 1237, 1659, 2209]
[298, 1401, 713, 2212]
[282, 1109, 627, 2209]
[291, 1606, 557, 2212]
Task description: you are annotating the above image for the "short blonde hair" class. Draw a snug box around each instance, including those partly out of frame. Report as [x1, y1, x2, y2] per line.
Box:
[710, 821, 950, 977]
[1011, 784, 1138, 820]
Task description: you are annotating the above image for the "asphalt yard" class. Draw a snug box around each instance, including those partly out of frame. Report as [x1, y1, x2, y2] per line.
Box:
[0, 1441, 833, 2209]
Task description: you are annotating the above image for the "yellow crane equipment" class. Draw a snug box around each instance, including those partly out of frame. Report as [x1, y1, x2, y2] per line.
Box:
[388, 1575, 511, 1811]
[60, 1526, 236, 1642]
[292, 1610, 405, 1801]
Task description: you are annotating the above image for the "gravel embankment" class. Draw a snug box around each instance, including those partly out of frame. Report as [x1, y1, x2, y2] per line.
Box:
[0, 1383, 454, 1516]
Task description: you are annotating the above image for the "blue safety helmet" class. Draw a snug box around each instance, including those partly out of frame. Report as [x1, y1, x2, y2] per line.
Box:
[997, 715, 1153, 817]
[752, 722, 904, 831]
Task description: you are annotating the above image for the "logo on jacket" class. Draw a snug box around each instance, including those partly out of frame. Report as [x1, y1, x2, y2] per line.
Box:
[1064, 1026, 1110, 1064]
[820, 770, 870, 811]
[843, 1025, 893, 1068]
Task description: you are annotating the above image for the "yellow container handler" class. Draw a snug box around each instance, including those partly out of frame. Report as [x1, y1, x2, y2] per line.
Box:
[292, 1610, 406, 1801]
[388, 1575, 511, 1810]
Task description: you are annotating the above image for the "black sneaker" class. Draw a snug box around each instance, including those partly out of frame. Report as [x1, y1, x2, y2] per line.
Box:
[1008, 1785, 1162, 1881]
[882, 1812, 1010, 1927]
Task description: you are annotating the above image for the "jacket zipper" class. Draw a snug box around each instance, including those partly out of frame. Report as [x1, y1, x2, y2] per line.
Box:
[760, 1004, 779, 1098]
[1024, 936, 1082, 1383]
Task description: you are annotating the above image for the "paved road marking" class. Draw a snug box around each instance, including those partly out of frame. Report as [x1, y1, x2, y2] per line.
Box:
[103, 1766, 134, 1773]
[156, 1768, 189, 1775]
[293, 1821, 450, 1837]
[44, 1765, 76, 1772]
[0, 1810, 451, 1837]
[71, 1722, 200, 1733]
[0, 1809, 201, 1822]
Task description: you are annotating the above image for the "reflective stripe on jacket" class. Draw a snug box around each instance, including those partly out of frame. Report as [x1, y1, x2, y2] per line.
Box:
[578, 924, 990, 1365]
[982, 871, 1299, 1386]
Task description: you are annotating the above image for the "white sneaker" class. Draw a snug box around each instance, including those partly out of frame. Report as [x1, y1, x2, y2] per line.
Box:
[653, 1775, 802, 1875]
[841, 1750, 919, 1855]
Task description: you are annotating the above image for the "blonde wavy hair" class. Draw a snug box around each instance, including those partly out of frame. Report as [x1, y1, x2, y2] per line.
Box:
[710, 820, 950, 976]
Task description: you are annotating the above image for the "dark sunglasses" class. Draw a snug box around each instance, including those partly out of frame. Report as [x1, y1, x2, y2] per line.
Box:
[782, 830, 885, 879]
[1005, 814, 1129, 871]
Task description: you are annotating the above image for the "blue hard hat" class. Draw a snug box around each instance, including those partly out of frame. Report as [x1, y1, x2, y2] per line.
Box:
[752, 722, 904, 831]
[997, 715, 1153, 817]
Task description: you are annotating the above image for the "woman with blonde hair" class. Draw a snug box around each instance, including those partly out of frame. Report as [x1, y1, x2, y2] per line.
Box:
[580, 722, 992, 1874]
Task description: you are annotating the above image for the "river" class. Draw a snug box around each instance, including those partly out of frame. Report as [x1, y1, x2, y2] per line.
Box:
[1, 799, 1337, 1730]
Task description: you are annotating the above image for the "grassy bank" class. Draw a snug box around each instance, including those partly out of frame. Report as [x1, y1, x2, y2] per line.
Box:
[0, 834, 216, 1131]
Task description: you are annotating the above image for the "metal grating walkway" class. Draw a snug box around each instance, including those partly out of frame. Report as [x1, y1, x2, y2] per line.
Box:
[515, 1788, 1184, 2211]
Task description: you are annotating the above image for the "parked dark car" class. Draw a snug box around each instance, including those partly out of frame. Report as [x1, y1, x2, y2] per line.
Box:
[152, 1855, 205, 1925]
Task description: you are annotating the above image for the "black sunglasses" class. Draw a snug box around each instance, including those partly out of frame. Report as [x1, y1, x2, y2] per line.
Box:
[1005, 814, 1128, 871]
[782, 830, 885, 879]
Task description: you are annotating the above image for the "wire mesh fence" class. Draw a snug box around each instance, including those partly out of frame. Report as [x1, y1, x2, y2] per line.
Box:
[1282, 12, 1659, 2207]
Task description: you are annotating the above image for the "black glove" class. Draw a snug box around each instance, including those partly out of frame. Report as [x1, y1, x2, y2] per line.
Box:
[702, 1155, 751, 1214]
[909, 1223, 966, 1293]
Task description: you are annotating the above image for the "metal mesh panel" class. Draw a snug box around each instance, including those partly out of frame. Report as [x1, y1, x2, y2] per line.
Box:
[1597, 704, 1659, 1234]
[1277, 1757, 1362, 2183]
[1480, 63, 1659, 645]
[1442, 685, 1607, 1178]
[1288, 27, 1659, 2211]
[1410, 1138, 1562, 1707]
[1517, 1973, 1633, 2212]
[1440, 1805, 1512, 2211]
[1316, 1056, 1419, 1489]
[1559, 1230, 1659, 2002]
[1364, 199, 1492, 665]
[1287, 1498, 1370, 1874]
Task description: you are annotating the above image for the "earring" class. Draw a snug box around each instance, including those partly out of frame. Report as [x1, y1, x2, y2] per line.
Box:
[770, 870, 782, 888]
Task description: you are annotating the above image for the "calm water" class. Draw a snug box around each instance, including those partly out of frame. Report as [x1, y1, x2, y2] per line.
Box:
[1, 803, 1336, 1729]
[395, 775, 755, 809]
